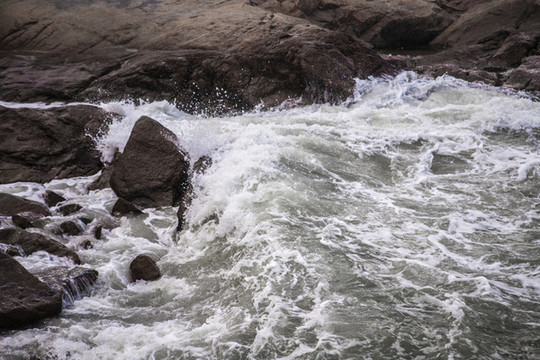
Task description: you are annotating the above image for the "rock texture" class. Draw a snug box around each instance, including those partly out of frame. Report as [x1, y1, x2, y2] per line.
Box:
[110, 116, 190, 208]
[129, 254, 161, 282]
[0, 252, 62, 329]
[111, 198, 144, 217]
[0, 228, 81, 264]
[0, 105, 112, 184]
[0, 193, 51, 217]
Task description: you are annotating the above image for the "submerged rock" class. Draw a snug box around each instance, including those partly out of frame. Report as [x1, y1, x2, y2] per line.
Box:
[110, 116, 190, 209]
[58, 203, 83, 216]
[129, 254, 161, 282]
[59, 221, 84, 236]
[0, 193, 51, 217]
[0, 252, 62, 329]
[0, 228, 81, 264]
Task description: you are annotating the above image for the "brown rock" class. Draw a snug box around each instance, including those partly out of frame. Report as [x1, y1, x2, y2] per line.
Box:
[110, 117, 190, 208]
[129, 254, 161, 282]
[0, 228, 80, 264]
[0, 252, 62, 329]
[0, 106, 111, 184]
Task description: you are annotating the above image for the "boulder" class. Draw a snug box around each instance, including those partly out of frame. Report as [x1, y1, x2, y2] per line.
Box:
[12, 213, 42, 229]
[43, 190, 65, 207]
[0, 105, 111, 184]
[32, 266, 99, 306]
[0, 228, 81, 264]
[110, 117, 190, 208]
[111, 198, 144, 217]
[0, 193, 50, 217]
[129, 255, 161, 282]
[0, 252, 62, 329]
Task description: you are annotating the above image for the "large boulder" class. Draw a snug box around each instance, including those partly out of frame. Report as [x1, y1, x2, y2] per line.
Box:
[0, 252, 62, 329]
[0, 105, 111, 184]
[0, 193, 51, 217]
[110, 116, 190, 208]
[0, 228, 81, 264]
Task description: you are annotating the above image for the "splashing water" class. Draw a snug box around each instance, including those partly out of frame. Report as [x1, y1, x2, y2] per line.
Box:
[1, 72, 539, 359]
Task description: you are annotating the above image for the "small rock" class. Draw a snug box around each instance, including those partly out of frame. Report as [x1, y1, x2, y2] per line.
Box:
[43, 190, 65, 207]
[59, 221, 83, 236]
[129, 254, 161, 282]
[12, 213, 40, 229]
[58, 203, 83, 216]
[111, 198, 144, 217]
[0, 252, 63, 329]
[193, 155, 213, 174]
[93, 225, 103, 240]
[80, 239, 93, 250]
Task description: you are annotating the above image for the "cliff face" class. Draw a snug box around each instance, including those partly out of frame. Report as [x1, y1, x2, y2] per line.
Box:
[0, 0, 538, 112]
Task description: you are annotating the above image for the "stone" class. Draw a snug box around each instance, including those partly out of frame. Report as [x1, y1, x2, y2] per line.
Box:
[0, 252, 62, 329]
[93, 225, 103, 240]
[12, 213, 41, 229]
[193, 155, 213, 175]
[43, 190, 66, 207]
[32, 266, 99, 306]
[58, 203, 83, 216]
[110, 116, 190, 208]
[0, 193, 51, 217]
[111, 198, 144, 217]
[0, 105, 111, 184]
[129, 254, 161, 282]
[0, 228, 81, 264]
[59, 221, 83, 236]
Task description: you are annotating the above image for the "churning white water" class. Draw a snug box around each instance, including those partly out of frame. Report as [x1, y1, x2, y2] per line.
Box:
[1, 72, 539, 359]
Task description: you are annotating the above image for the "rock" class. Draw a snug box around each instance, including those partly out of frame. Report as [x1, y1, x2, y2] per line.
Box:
[0, 228, 81, 264]
[80, 239, 93, 250]
[59, 221, 83, 236]
[110, 116, 190, 208]
[0, 193, 50, 217]
[12, 213, 41, 229]
[111, 198, 144, 217]
[32, 266, 99, 306]
[0, 105, 111, 184]
[505, 56, 540, 96]
[93, 225, 102, 240]
[58, 203, 83, 216]
[43, 190, 65, 207]
[0, 0, 394, 112]
[193, 155, 213, 175]
[176, 184, 194, 232]
[0, 252, 63, 329]
[129, 254, 161, 282]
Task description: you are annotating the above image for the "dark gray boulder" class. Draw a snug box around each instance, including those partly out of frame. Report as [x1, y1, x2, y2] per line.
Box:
[0, 252, 62, 329]
[129, 254, 161, 282]
[0, 228, 81, 264]
[0, 193, 51, 217]
[43, 190, 66, 208]
[110, 116, 190, 209]
[59, 221, 84, 236]
[58, 203, 83, 216]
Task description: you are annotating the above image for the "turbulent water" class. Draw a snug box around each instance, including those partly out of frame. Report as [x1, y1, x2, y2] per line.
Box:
[1, 73, 539, 359]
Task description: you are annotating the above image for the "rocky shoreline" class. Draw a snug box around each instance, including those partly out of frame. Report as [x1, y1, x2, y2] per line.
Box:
[1, 0, 539, 329]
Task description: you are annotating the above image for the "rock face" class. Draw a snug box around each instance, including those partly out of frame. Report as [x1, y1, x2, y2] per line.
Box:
[0, 106, 111, 184]
[0, 193, 51, 217]
[110, 116, 190, 208]
[0, 228, 81, 264]
[129, 254, 161, 282]
[0, 252, 63, 329]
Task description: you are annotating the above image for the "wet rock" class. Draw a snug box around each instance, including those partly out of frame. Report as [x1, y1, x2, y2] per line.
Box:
[193, 155, 213, 175]
[0, 252, 63, 329]
[0, 193, 51, 217]
[32, 266, 99, 306]
[80, 239, 93, 250]
[0, 105, 111, 184]
[43, 190, 65, 208]
[176, 184, 194, 232]
[12, 213, 42, 229]
[111, 197, 144, 217]
[93, 225, 102, 240]
[0, 228, 81, 264]
[59, 221, 83, 236]
[129, 254, 161, 282]
[505, 56, 540, 96]
[58, 203, 83, 216]
[110, 116, 191, 208]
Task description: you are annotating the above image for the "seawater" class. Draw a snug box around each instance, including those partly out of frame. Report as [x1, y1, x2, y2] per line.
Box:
[1, 72, 539, 359]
